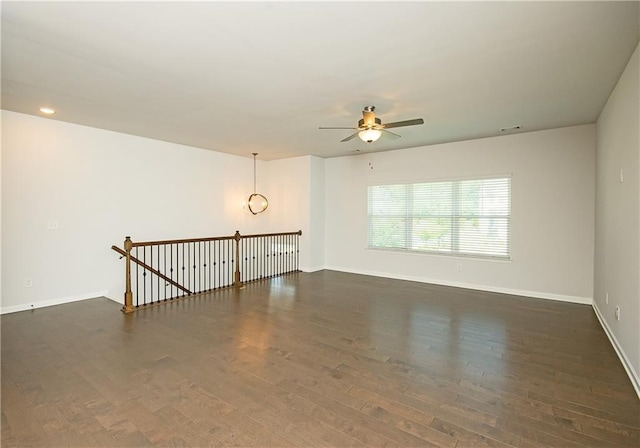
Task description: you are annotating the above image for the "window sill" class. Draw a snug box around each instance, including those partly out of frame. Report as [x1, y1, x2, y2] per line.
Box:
[365, 246, 512, 262]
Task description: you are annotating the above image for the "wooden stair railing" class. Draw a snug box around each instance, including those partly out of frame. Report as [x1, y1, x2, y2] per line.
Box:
[112, 230, 302, 313]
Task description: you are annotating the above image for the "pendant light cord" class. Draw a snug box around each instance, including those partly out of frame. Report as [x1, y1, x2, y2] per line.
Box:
[252, 152, 258, 193]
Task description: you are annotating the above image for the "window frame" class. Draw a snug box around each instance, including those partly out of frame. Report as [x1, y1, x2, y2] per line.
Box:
[367, 175, 512, 260]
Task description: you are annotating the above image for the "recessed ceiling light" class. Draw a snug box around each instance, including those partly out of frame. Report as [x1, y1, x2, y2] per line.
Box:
[39, 107, 56, 115]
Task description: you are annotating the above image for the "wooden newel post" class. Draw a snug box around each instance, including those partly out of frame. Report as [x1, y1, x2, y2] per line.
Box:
[122, 236, 135, 313]
[233, 230, 242, 287]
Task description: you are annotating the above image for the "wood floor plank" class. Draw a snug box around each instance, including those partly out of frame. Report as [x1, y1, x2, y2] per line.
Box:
[349, 387, 458, 447]
[2, 270, 638, 447]
[153, 405, 225, 447]
[526, 389, 640, 428]
[237, 345, 368, 410]
[217, 409, 298, 447]
[0, 411, 18, 448]
[496, 411, 629, 448]
[276, 377, 427, 447]
[550, 405, 640, 445]
[430, 417, 516, 447]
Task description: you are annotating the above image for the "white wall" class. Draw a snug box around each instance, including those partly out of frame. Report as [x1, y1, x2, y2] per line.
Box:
[0, 112, 3, 309]
[1, 111, 306, 313]
[325, 125, 596, 303]
[594, 42, 640, 394]
[264, 155, 325, 272]
[309, 156, 326, 271]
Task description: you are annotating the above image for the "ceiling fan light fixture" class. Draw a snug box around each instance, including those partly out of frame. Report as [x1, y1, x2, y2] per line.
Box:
[358, 128, 382, 143]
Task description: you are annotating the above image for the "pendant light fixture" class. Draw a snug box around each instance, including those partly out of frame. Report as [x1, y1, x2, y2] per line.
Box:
[247, 153, 268, 215]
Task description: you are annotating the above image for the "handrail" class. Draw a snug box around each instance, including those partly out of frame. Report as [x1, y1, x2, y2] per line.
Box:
[111, 246, 192, 295]
[236, 230, 302, 239]
[113, 230, 302, 313]
[129, 230, 302, 247]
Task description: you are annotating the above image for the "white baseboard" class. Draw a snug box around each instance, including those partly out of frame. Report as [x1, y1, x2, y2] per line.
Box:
[1, 290, 109, 314]
[592, 302, 640, 399]
[300, 265, 325, 273]
[323, 265, 592, 305]
[105, 294, 123, 305]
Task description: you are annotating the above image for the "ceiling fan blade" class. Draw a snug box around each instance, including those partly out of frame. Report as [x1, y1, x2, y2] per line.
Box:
[381, 129, 401, 139]
[340, 132, 359, 142]
[382, 118, 424, 129]
[319, 126, 357, 130]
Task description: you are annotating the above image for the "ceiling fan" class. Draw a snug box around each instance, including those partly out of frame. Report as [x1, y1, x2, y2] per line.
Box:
[319, 106, 424, 143]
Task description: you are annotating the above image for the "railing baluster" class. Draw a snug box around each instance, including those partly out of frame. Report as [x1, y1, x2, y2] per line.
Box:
[257, 237, 260, 280]
[192, 242, 195, 294]
[223, 240, 226, 287]
[266, 236, 270, 278]
[143, 246, 148, 306]
[264, 236, 267, 278]
[157, 245, 161, 302]
[229, 239, 232, 286]
[180, 243, 184, 296]
[216, 240, 218, 288]
[135, 246, 139, 308]
[149, 245, 154, 303]
[171, 244, 175, 299]
[271, 235, 275, 277]
[279, 234, 282, 275]
[242, 238, 246, 283]
[216, 240, 219, 289]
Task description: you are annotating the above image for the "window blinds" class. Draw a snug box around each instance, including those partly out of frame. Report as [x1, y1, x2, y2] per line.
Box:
[367, 177, 511, 258]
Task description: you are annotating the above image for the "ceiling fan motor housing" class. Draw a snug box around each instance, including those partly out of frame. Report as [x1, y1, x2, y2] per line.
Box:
[358, 117, 382, 128]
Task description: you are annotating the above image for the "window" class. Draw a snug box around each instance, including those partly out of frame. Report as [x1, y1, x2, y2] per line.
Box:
[367, 177, 511, 258]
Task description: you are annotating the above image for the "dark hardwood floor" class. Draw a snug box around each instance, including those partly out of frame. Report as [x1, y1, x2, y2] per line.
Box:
[2, 270, 639, 447]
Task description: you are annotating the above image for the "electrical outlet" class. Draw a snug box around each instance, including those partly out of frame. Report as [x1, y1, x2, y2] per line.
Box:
[456, 263, 463, 271]
[24, 278, 33, 288]
[615, 306, 620, 321]
[46, 220, 60, 230]
[605, 292, 609, 304]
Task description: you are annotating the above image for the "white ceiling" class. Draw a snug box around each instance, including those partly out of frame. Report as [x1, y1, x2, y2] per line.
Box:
[2, 1, 639, 160]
